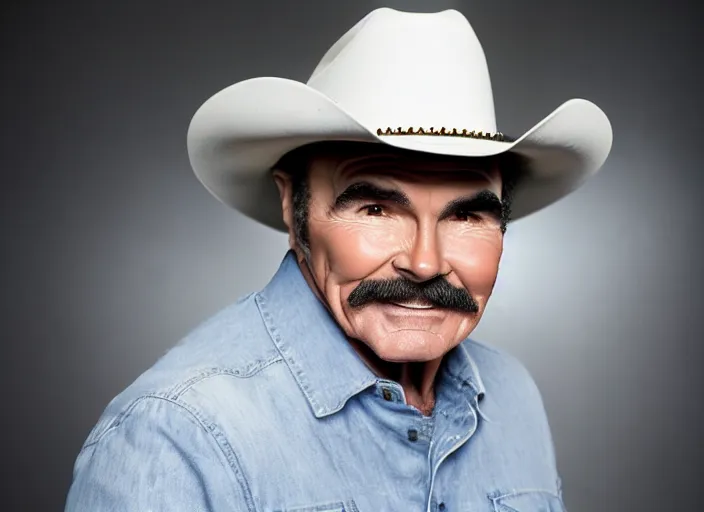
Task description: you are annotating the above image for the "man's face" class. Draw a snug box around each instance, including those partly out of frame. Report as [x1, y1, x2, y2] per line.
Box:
[277, 145, 505, 364]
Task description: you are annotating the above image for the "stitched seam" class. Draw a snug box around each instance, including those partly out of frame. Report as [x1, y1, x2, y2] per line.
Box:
[488, 489, 563, 512]
[491, 488, 559, 499]
[168, 355, 282, 399]
[328, 378, 376, 415]
[255, 293, 323, 414]
[493, 505, 518, 512]
[81, 396, 151, 450]
[444, 365, 482, 398]
[80, 357, 282, 452]
[76, 396, 257, 511]
[146, 395, 258, 512]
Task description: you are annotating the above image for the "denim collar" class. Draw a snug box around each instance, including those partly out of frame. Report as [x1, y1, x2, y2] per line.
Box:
[256, 251, 486, 418]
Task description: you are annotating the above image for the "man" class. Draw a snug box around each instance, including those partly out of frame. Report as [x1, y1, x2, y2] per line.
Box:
[66, 7, 611, 512]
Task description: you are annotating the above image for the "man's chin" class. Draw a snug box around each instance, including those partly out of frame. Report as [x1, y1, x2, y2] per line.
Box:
[365, 330, 455, 364]
[375, 353, 440, 365]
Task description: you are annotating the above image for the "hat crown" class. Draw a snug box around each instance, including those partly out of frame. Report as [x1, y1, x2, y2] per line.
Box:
[307, 8, 497, 134]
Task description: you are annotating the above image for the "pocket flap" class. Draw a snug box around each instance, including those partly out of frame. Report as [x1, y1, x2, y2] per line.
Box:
[276, 501, 353, 512]
[492, 490, 566, 512]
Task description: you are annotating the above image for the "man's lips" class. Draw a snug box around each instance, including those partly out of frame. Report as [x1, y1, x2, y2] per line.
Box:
[388, 301, 435, 310]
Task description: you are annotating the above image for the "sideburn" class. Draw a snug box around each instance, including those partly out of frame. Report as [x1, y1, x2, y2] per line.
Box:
[291, 170, 311, 251]
[273, 144, 315, 254]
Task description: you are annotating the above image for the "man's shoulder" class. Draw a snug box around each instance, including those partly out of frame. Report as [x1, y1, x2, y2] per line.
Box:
[82, 292, 284, 448]
[463, 338, 559, 474]
[141, 291, 283, 395]
[462, 338, 547, 407]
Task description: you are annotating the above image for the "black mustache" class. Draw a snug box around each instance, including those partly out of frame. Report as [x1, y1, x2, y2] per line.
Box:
[347, 277, 479, 313]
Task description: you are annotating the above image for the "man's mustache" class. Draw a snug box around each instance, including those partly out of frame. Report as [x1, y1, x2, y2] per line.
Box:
[347, 277, 479, 313]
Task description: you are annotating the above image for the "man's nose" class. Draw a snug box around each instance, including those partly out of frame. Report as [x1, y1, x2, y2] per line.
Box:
[393, 223, 446, 282]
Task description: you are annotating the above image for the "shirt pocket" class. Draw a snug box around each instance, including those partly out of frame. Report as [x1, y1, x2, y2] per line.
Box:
[491, 489, 566, 512]
[275, 500, 358, 512]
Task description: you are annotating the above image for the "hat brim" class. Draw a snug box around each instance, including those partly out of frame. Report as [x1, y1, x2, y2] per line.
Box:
[187, 77, 612, 231]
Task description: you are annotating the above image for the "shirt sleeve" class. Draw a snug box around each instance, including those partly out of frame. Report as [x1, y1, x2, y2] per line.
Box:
[65, 395, 253, 511]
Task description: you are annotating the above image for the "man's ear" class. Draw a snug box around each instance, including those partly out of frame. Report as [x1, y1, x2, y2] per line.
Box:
[272, 170, 296, 250]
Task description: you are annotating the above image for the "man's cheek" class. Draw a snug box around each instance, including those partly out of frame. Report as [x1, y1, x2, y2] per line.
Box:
[315, 222, 406, 278]
[447, 239, 503, 292]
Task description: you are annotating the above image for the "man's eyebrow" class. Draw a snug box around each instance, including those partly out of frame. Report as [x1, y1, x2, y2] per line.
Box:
[334, 181, 411, 209]
[439, 190, 503, 220]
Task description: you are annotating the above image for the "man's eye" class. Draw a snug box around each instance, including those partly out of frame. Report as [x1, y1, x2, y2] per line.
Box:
[364, 205, 384, 216]
[455, 210, 479, 221]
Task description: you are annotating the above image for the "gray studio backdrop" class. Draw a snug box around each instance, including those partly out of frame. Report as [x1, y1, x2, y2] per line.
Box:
[2, 1, 702, 511]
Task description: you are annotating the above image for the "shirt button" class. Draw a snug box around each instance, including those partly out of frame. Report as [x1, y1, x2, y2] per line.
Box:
[382, 388, 393, 401]
[407, 429, 418, 442]
[438, 503, 446, 511]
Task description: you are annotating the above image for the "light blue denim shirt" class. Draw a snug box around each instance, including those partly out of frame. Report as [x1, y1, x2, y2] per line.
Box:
[66, 251, 565, 511]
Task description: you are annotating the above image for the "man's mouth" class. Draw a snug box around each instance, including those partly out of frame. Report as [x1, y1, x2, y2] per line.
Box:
[389, 301, 435, 310]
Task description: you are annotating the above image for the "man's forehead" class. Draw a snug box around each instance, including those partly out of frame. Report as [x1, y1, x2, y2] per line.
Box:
[307, 143, 501, 184]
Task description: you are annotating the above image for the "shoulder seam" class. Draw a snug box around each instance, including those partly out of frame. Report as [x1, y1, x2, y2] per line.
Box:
[84, 356, 284, 447]
[82, 396, 149, 451]
[81, 395, 258, 512]
[166, 355, 284, 399]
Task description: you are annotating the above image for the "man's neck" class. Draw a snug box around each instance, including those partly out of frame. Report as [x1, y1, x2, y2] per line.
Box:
[348, 338, 441, 416]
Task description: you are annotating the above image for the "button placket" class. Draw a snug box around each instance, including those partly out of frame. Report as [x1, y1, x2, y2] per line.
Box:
[426, 388, 479, 512]
[405, 415, 434, 445]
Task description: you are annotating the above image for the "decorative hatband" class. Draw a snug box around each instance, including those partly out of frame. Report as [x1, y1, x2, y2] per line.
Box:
[376, 126, 511, 142]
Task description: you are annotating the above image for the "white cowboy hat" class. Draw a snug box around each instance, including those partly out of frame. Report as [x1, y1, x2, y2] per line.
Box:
[187, 8, 612, 231]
